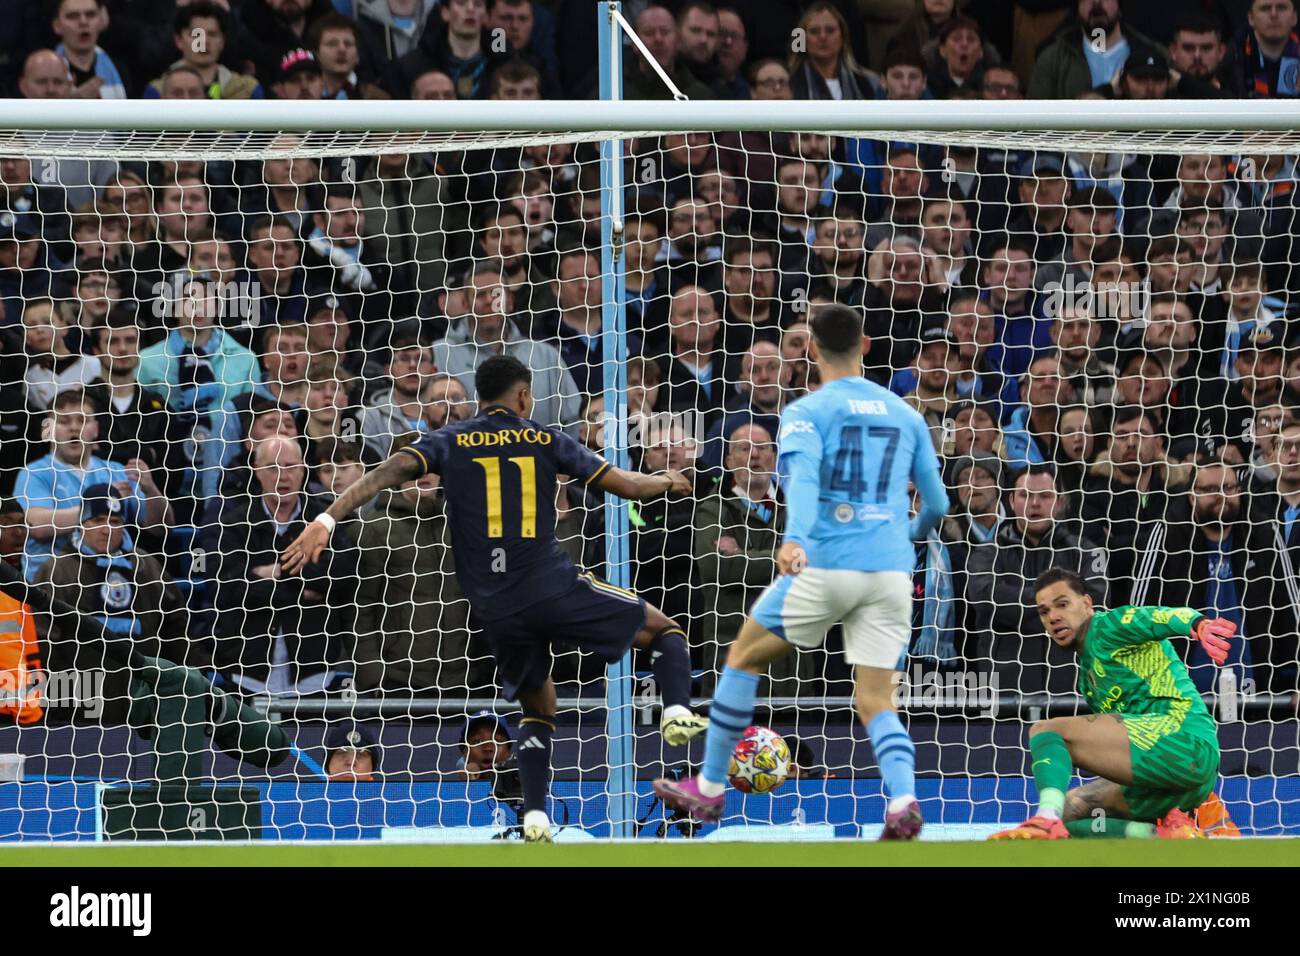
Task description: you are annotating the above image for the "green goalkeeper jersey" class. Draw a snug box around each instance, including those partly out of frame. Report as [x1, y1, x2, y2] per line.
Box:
[1077, 605, 1217, 745]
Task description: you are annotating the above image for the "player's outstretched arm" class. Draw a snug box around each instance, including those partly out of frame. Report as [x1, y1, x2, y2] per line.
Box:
[594, 467, 692, 500]
[280, 451, 425, 575]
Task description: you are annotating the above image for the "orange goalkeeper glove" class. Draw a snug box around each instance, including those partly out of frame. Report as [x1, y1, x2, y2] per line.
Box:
[1193, 617, 1236, 665]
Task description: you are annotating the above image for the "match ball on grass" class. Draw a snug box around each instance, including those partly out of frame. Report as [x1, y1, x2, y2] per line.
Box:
[728, 725, 790, 794]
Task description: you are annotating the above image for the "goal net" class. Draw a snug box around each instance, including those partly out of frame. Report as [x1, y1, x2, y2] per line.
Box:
[0, 98, 1297, 841]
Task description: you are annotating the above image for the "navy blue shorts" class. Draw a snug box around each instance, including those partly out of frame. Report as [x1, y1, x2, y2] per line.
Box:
[482, 573, 647, 700]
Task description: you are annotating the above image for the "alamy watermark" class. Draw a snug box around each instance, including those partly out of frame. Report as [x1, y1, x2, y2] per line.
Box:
[151, 276, 259, 323]
[1042, 275, 1151, 322]
[893, 664, 1000, 717]
[0, 669, 104, 719]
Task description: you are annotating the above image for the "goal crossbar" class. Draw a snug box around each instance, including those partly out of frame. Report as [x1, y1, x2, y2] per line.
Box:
[3, 100, 1300, 160]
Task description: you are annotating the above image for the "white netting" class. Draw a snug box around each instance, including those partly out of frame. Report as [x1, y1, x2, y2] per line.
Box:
[0, 105, 1297, 841]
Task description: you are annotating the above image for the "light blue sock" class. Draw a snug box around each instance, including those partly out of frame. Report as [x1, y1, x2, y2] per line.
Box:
[868, 710, 916, 800]
[701, 666, 760, 787]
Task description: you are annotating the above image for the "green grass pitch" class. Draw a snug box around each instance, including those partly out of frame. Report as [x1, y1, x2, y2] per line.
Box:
[3, 839, 1296, 867]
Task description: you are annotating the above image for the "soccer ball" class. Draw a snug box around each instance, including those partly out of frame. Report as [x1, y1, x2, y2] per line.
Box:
[728, 725, 790, 794]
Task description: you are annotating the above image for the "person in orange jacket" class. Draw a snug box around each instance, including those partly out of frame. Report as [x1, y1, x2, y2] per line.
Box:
[0, 497, 42, 724]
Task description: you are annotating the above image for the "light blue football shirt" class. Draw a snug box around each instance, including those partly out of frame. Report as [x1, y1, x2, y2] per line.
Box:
[776, 376, 945, 574]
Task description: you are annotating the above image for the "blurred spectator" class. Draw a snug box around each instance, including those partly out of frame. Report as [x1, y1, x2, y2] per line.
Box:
[812, 206, 869, 305]
[144, 3, 263, 99]
[624, 4, 712, 99]
[309, 434, 366, 497]
[539, 249, 643, 397]
[247, 215, 313, 325]
[712, 6, 750, 98]
[53, 0, 127, 99]
[323, 722, 379, 781]
[301, 364, 365, 457]
[718, 237, 783, 367]
[216, 395, 301, 498]
[943, 451, 1004, 547]
[980, 63, 1022, 98]
[676, 1, 721, 84]
[304, 184, 392, 328]
[0, 158, 72, 262]
[357, 152, 454, 320]
[1241, 418, 1300, 690]
[1082, 404, 1179, 603]
[87, 312, 189, 496]
[1028, 0, 1163, 100]
[16, 50, 113, 209]
[254, 322, 310, 408]
[15, 390, 170, 582]
[925, 16, 987, 98]
[240, 0, 337, 82]
[893, 318, 961, 452]
[691, 423, 794, 687]
[1221, 0, 1300, 98]
[35, 483, 191, 667]
[21, 298, 100, 411]
[354, 470, 488, 694]
[701, 341, 787, 472]
[309, 12, 390, 98]
[980, 234, 1050, 381]
[921, 197, 976, 288]
[392, 0, 512, 100]
[271, 48, 326, 99]
[630, 417, 699, 623]
[455, 711, 512, 779]
[357, 0, 436, 69]
[657, 285, 729, 431]
[861, 236, 933, 383]
[789, 1, 876, 100]
[877, 45, 928, 100]
[305, 295, 365, 377]
[1128, 461, 1258, 693]
[963, 462, 1109, 694]
[1168, 12, 1226, 89]
[410, 67, 456, 98]
[490, 0, 560, 92]
[1049, 295, 1114, 406]
[1003, 351, 1079, 467]
[202, 435, 356, 695]
[360, 330, 439, 459]
[910, 481, 959, 665]
[948, 398, 1004, 459]
[432, 260, 580, 436]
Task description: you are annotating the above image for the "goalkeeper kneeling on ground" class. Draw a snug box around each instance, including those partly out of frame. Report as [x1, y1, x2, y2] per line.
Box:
[992, 567, 1239, 840]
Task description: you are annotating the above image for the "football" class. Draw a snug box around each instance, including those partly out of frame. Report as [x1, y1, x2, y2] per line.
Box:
[728, 725, 791, 794]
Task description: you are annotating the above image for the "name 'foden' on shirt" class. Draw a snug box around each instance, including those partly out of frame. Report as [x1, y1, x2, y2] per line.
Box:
[454, 428, 555, 448]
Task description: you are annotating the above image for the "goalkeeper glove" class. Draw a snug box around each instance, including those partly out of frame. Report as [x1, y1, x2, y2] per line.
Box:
[1193, 617, 1236, 665]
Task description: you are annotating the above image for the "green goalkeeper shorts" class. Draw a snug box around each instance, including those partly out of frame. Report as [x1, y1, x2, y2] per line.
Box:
[1121, 717, 1220, 821]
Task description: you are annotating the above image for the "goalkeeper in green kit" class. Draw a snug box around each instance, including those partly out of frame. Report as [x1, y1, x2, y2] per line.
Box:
[990, 567, 1237, 840]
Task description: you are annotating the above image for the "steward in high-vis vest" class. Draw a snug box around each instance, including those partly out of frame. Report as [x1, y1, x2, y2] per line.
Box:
[0, 498, 42, 723]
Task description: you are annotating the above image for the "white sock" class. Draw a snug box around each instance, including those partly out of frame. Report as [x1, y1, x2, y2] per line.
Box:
[662, 704, 692, 721]
[523, 809, 550, 830]
[698, 776, 725, 798]
[887, 795, 916, 814]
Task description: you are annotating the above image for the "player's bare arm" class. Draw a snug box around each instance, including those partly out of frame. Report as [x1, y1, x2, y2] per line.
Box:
[594, 466, 692, 499]
[280, 451, 425, 575]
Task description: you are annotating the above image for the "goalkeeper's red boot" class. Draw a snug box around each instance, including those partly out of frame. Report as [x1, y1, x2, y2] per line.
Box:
[652, 775, 724, 823]
[1155, 808, 1204, 839]
[988, 815, 1069, 840]
[1194, 792, 1241, 837]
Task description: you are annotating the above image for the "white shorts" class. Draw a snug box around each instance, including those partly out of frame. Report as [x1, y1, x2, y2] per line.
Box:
[750, 568, 912, 669]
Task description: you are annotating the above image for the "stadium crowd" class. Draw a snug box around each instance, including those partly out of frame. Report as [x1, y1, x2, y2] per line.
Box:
[2, 0, 1300, 731]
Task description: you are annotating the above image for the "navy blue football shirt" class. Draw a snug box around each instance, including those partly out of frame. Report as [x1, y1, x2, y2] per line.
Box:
[399, 405, 610, 620]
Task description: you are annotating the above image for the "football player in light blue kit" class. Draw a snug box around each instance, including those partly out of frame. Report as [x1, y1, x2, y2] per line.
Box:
[654, 304, 950, 839]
